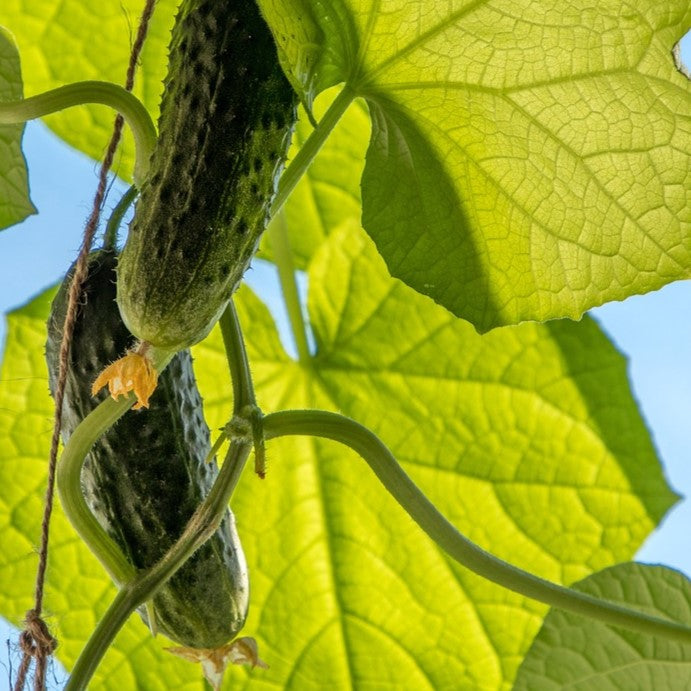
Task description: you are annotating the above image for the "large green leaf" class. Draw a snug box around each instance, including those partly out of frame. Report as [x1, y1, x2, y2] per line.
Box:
[0, 221, 676, 688]
[192, 223, 677, 688]
[514, 563, 691, 689]
[0, 27, 35, 230]
[260, 0, 691, 330]
[6, 1, 689, 328]
[0, 0, 178, 181]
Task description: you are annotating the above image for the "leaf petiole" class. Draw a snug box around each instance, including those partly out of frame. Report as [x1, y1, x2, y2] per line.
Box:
[269, 211, 312, 365]
[262, 409, 691, 645]
[272, 84, 354, 216]
[0, 81, 157, 185]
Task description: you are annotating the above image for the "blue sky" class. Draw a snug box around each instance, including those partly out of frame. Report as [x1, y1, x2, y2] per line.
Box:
[0, 31, 689, 689]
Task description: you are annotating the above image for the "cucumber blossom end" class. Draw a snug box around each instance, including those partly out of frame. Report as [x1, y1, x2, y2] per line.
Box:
[167, 636, 268, 689]
[91, 346, 158, 409]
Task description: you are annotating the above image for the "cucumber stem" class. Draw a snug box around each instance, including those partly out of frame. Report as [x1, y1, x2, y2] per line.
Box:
[219, 302, 257, 413]
[262, 409, 691, 645]
[270, 212, 312, 365]
[0, 81, 157, 185]
[272, 85, 355, 216]
[57, 395, 137, 585]
[219, 302, 267, 475]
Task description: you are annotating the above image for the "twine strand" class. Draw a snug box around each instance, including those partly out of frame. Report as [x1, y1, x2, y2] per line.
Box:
[13, 2, 157, 688]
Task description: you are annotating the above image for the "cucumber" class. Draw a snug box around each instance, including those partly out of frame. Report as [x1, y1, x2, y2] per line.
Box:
[117, 0, 297, 350]
[46, 249, 249, 649]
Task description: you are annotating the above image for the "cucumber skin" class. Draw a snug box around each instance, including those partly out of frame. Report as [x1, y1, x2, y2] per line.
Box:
[46, 250, 249, 649]
[117, 0, 298, 350]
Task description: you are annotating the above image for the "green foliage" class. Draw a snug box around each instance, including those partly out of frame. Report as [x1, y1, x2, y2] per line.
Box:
[0, 0, 689, 688]
[3, 1, 690, 326]
[0, 220, 679, 687]
[264, 0, 691, 328]
[197, 224, 675, 688]
[0, 27, 35, 230]
[515, 563, 691, 689]
[0, 0, 177, 180]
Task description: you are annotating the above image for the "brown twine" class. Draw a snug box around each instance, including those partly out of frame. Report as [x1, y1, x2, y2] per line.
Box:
[13, 611, 58, 690]
[13, 1, 157, 689]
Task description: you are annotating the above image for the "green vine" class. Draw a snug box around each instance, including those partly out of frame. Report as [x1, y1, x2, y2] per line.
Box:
[0, 81, 157, 185]
[103, 185, 138, 249]
[261, 409, 691, 644]
[271, 85, 354, 216]
[56, 348, 172, 585]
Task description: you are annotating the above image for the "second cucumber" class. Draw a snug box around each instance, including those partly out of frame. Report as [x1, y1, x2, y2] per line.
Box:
[47, 249, 249, 649]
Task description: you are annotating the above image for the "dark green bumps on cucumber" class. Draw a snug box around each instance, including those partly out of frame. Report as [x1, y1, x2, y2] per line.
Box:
[117, 0, 298, 350]
[46, 249, 249, 649]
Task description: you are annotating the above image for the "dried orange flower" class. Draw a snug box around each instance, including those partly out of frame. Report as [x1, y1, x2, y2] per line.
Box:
[91, 351, 158, 409]
[167, 637, 268, 690]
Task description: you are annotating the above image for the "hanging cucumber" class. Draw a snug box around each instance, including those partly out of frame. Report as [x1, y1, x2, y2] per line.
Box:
[46, 249, 249, 649]
[116, 0, 298, 352]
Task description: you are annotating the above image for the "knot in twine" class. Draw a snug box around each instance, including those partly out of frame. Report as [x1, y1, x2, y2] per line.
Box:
[19, 610, 57, 660]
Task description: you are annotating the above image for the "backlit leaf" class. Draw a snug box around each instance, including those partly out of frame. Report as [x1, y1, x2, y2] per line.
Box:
[260, 0, 691, 329]
[514, 563, 691, 690]
[0, 27, 36, 230]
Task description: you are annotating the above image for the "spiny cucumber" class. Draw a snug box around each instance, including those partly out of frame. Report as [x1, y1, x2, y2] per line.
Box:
[117, 0, 297, 350]
[46, 249, 248, 649]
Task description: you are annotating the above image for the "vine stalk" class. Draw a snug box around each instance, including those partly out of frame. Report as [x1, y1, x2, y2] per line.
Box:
[0, 81, 156, 185]
[262, 409, 691, 645]
[269, 211, 312, 364]
[219, 301, 257, 413]
[271, 85, 354, 216]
